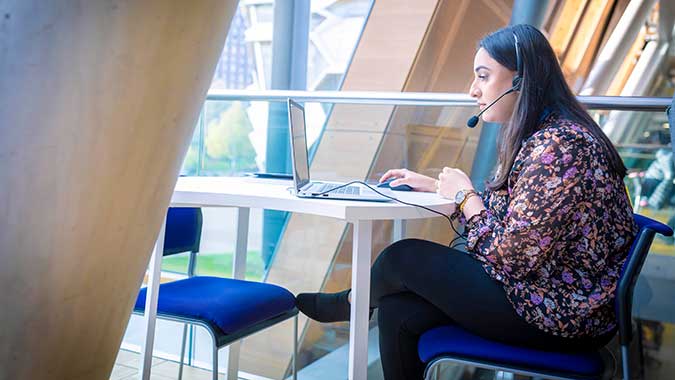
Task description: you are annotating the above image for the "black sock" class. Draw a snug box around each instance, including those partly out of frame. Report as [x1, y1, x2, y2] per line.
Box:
[296, 289, 375, 323]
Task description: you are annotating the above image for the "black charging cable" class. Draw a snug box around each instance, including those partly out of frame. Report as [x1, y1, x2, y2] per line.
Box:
[311, 180, 468, 246]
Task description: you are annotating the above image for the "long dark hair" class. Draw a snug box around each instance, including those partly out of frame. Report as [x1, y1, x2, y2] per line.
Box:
[480, 24, 627, 191]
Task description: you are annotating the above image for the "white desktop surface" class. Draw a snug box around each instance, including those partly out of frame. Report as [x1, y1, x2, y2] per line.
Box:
[172, 176, 455, 221]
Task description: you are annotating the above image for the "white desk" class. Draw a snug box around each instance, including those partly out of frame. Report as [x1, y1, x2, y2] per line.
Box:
[140, 176, 455, 380]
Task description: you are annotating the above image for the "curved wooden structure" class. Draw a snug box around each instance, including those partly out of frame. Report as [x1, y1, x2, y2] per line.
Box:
[0, 1, 237, 379]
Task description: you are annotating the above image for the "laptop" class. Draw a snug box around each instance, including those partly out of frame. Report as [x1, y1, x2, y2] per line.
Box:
[287, 99, 392, 202]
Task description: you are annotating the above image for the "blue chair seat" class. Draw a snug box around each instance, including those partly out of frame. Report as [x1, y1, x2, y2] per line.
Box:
[135, 276, 296, 336]
[418, 325, 605, 378]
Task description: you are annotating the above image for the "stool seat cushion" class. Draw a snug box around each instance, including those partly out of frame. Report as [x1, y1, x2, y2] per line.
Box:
[418, 325, 604, 377]
[135, 276, 296, 335]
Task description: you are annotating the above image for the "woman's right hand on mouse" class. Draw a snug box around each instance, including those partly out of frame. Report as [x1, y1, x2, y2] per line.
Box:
[379, 169, 437, 192]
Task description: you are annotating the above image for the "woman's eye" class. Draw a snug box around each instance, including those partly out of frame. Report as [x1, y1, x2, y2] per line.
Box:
[478, 75, 487, 80]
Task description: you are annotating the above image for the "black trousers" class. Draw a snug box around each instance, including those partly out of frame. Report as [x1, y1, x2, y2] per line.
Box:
[370, 239, 613, 380]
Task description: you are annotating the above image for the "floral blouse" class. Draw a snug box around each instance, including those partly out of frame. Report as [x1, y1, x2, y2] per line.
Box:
[461, 113, 637, 338]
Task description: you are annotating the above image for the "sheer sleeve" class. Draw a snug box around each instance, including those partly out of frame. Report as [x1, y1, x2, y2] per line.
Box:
[464, 130, 586, 281]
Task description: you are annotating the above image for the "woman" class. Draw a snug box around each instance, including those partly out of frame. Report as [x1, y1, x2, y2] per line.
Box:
[296, 24, 637, 380]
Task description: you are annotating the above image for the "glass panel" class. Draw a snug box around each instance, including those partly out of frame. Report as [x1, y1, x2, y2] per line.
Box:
[253, 2, 274, 23]
[209, 5, 258, 91]
[590, 109, 674, 249]
[201, 101, 259, 176]
[179, 111, 202, 176]
[305, 0, 373, 150]
[208, 2, 274, 92]
[307, 9, 368, 89]
[590, 108, 674, 360]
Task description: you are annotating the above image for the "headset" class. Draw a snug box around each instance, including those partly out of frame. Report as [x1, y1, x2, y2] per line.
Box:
[467, 33, 523, 128]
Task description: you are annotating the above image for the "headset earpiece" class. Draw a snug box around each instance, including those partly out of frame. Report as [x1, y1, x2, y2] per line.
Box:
[512, 75, 521, 89]
[513, 33, 522, 91]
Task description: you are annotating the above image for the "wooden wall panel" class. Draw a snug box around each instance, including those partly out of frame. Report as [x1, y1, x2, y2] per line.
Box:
[0, 1, 237, 379]
[561, 0, 616, 91]
[549, 0, 590, 57]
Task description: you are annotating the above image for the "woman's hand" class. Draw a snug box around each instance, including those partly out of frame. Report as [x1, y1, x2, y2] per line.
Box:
[378, 169, 437, 192]
[438, 167, 485, 219]
[437, 167, 474, 199]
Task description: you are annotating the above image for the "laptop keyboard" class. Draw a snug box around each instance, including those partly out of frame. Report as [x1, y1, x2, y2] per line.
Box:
[311, 183, 361, 195]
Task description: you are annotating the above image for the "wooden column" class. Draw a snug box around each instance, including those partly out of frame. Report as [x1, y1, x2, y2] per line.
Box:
[0, 1, 237, 379]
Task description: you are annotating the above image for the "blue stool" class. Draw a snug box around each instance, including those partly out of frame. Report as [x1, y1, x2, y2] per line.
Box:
[135, 277, 298, 380]
[137, 207, 203, 379]
[418, 214, 673, 380]
[134, 208, 298, 380]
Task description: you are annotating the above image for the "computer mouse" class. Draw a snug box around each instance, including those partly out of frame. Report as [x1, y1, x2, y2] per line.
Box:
[377, 179, 413, 191]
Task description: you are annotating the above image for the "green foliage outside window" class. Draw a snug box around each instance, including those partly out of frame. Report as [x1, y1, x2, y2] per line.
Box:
[204, 101, 258, 175]
[181, 101, 259, 176]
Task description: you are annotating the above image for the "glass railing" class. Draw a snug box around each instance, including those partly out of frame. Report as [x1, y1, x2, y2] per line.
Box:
[205, 89, 671, 108]
[130, 92, 672, 379]
[175, 91, 672, 273]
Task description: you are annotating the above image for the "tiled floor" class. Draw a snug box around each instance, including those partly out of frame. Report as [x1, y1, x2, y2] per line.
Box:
[111, 350, 227, 380]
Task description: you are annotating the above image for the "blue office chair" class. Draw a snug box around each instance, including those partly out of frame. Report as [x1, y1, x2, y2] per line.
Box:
[163, 207, 203, 278]
[136, 207, 202, 379]
[418, 214, 673, 380]
[134, 207, 298, 380]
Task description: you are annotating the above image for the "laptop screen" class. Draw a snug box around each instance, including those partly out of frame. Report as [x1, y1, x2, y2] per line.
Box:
[288, 99, 310, 191]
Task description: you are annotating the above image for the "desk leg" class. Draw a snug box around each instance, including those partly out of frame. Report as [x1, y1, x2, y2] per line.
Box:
[349, 220, 372, 380]
[226, 207, 250, 380]
[232, 207, 249, 280]
[140, 214, 166, 380]
[393, 219, 406, 241]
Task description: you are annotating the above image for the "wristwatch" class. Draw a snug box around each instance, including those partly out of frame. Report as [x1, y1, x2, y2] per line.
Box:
[454, 189, 478, 213]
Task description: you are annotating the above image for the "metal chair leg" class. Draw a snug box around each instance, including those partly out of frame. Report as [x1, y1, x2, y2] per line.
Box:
[621, 345, 630, 380]
[226, 342, 241, 380]
[187, 251, 197, 278]
[213, 343, 219, 380]
[180, 251, 197, 380]
[637, 319, 646, 379]
[423, 361, 436, 380]
[293, 315, 298, 380]
[178, 323, 189, 380]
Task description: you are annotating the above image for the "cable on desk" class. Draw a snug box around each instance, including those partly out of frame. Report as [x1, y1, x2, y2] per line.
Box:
[311, 180, 467, 247]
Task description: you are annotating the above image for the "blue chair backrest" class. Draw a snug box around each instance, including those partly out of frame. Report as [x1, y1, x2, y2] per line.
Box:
[667, 95, 673, 157]
[615, 214, 673, 346]
[163, 207, 203, 256]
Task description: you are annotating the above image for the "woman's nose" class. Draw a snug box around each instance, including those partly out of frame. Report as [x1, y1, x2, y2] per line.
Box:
[469, 80, 480, 98]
